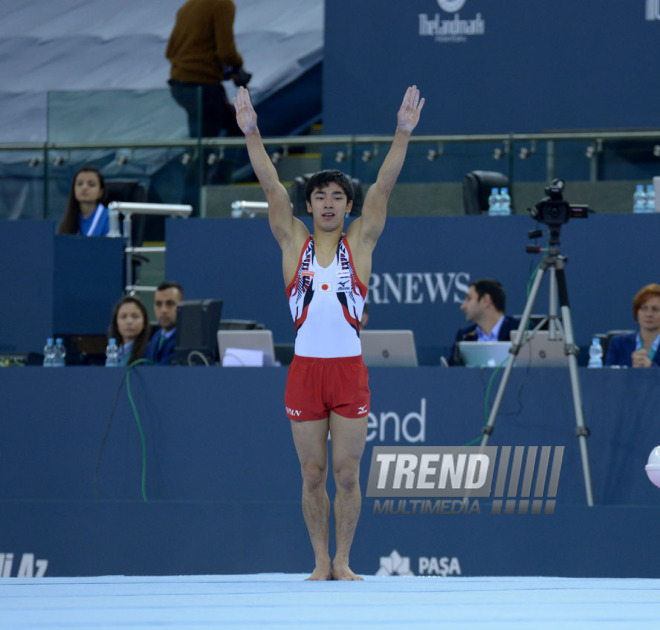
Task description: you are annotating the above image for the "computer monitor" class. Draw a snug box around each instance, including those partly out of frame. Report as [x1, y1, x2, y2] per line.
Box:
[173, 299, 223, 365]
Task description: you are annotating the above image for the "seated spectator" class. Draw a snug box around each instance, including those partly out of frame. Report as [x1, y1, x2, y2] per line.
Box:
[144, 281, 185, 365]
[108, 295, 150, 366]
[57, 166, 110, 237]
[605, 283, 660, 368]
[447, 278, 520, 366]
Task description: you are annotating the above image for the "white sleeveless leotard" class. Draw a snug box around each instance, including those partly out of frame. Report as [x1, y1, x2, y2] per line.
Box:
[286, 235, 367, 358]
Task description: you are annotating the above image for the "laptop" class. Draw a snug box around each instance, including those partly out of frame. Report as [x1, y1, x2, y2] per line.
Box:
[458, 341, 512, 368]
[360, 330, 418, 367]
[511, 330, 569, 367]
[217, 330, 276, 366]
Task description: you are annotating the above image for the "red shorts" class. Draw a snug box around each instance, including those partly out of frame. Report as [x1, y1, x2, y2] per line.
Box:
[284, 355, 370, 421]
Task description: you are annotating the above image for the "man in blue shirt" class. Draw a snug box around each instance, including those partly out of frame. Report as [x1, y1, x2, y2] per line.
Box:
[145, 281, 184, 365]
[448, 278, 519, 365]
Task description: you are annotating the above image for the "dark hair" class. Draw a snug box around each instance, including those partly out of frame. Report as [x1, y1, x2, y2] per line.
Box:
[304, 169, 354, 204]
[57, 166, 106, 235]
[633, 283, 660, 320]
[471, 278, 506, 313]
[156, 280, 185, 300]
[108, 295, 150, 364]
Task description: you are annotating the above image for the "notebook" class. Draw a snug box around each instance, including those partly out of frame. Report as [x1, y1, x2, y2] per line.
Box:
[458, 341, 512, 367]
[360, 330, 418, 367]
[511, 330, 569, 367]
[217, 330, 276, 367]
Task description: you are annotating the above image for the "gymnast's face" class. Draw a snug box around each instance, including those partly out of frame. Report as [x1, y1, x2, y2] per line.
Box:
[306, 182, 353, 232]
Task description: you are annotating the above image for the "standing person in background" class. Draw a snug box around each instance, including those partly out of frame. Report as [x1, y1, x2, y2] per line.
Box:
[144, 281, 185, 365]
[166, 0, 251, 140]
[234, 84, 424, 580]
[166, 0, 252, 203]
[108, 295, 150, 366]
[57, 166, 109, 237]
[605, 283, 660, 368]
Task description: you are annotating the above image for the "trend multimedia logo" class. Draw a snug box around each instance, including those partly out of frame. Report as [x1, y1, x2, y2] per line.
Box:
[367, 445, 564, 515]
[647, 0, 660, 20]
[419, 0, 485, 43]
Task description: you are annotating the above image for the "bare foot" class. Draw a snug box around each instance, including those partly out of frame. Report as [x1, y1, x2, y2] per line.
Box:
[305, 564, 333, 581]
[332, 563, 363, 581]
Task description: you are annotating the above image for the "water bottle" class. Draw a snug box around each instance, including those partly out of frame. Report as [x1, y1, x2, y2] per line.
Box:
[499, 187, 512, 215]
[646, 184, 656, 212]
[43, 337, 56, 367]
[105, 338, 120, 367]
[588, 337, 603, 368]
[53, 337, 66, 367]
[488, 187, 501, 216]
[633, 184, 648, 213]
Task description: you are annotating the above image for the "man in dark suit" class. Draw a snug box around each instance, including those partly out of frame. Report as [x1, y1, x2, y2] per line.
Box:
[447, 278, 519, 366]
[145, 281, 185, 365]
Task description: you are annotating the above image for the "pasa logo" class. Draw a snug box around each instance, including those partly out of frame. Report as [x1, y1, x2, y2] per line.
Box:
[419, 556, 462, 576]
[376, 550, 462, 576]
[437, 0, 466, 11]
[376, 550, 414, 576]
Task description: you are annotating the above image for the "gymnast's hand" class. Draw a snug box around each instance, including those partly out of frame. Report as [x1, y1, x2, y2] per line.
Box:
[233, 87, 258, 135]
[396, 85, 425, 134]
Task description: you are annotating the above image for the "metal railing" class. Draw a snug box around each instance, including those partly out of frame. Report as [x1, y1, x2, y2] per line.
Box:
[2, 129, 660, 220]
[107, 201, 192, 294]
[3, 128, 660, 182]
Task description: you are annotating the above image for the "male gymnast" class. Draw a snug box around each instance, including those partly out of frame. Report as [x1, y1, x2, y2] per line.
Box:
[234, 85, 424, 580]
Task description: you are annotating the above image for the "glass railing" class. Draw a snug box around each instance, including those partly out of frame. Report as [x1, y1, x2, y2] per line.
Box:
[1, 86, 659, 221]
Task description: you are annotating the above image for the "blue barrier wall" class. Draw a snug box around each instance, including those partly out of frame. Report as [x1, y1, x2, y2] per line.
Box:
[167, 214, 660, 364]
[0, 221, 54, 353]
[1, 367, 659, 577]
[0, 222, 124, 354]
[324, 0, 660, 135]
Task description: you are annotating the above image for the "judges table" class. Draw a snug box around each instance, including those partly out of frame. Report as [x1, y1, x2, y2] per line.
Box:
[1, 366, 659, 578]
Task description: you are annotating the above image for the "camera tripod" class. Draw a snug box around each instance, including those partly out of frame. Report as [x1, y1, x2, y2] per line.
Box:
[480, 236, 595, 507]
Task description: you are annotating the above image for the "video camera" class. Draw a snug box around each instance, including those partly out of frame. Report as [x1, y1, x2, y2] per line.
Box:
[529, 179, 588, 227]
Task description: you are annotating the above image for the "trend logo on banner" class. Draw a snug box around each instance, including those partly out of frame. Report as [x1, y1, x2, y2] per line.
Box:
[647, 0, 660, 20]
[419, 0, 485, 43]
[367, 445, 564, 515]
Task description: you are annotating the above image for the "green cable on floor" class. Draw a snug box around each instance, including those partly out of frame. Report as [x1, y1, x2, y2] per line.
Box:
[125, 358, 155, 502]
